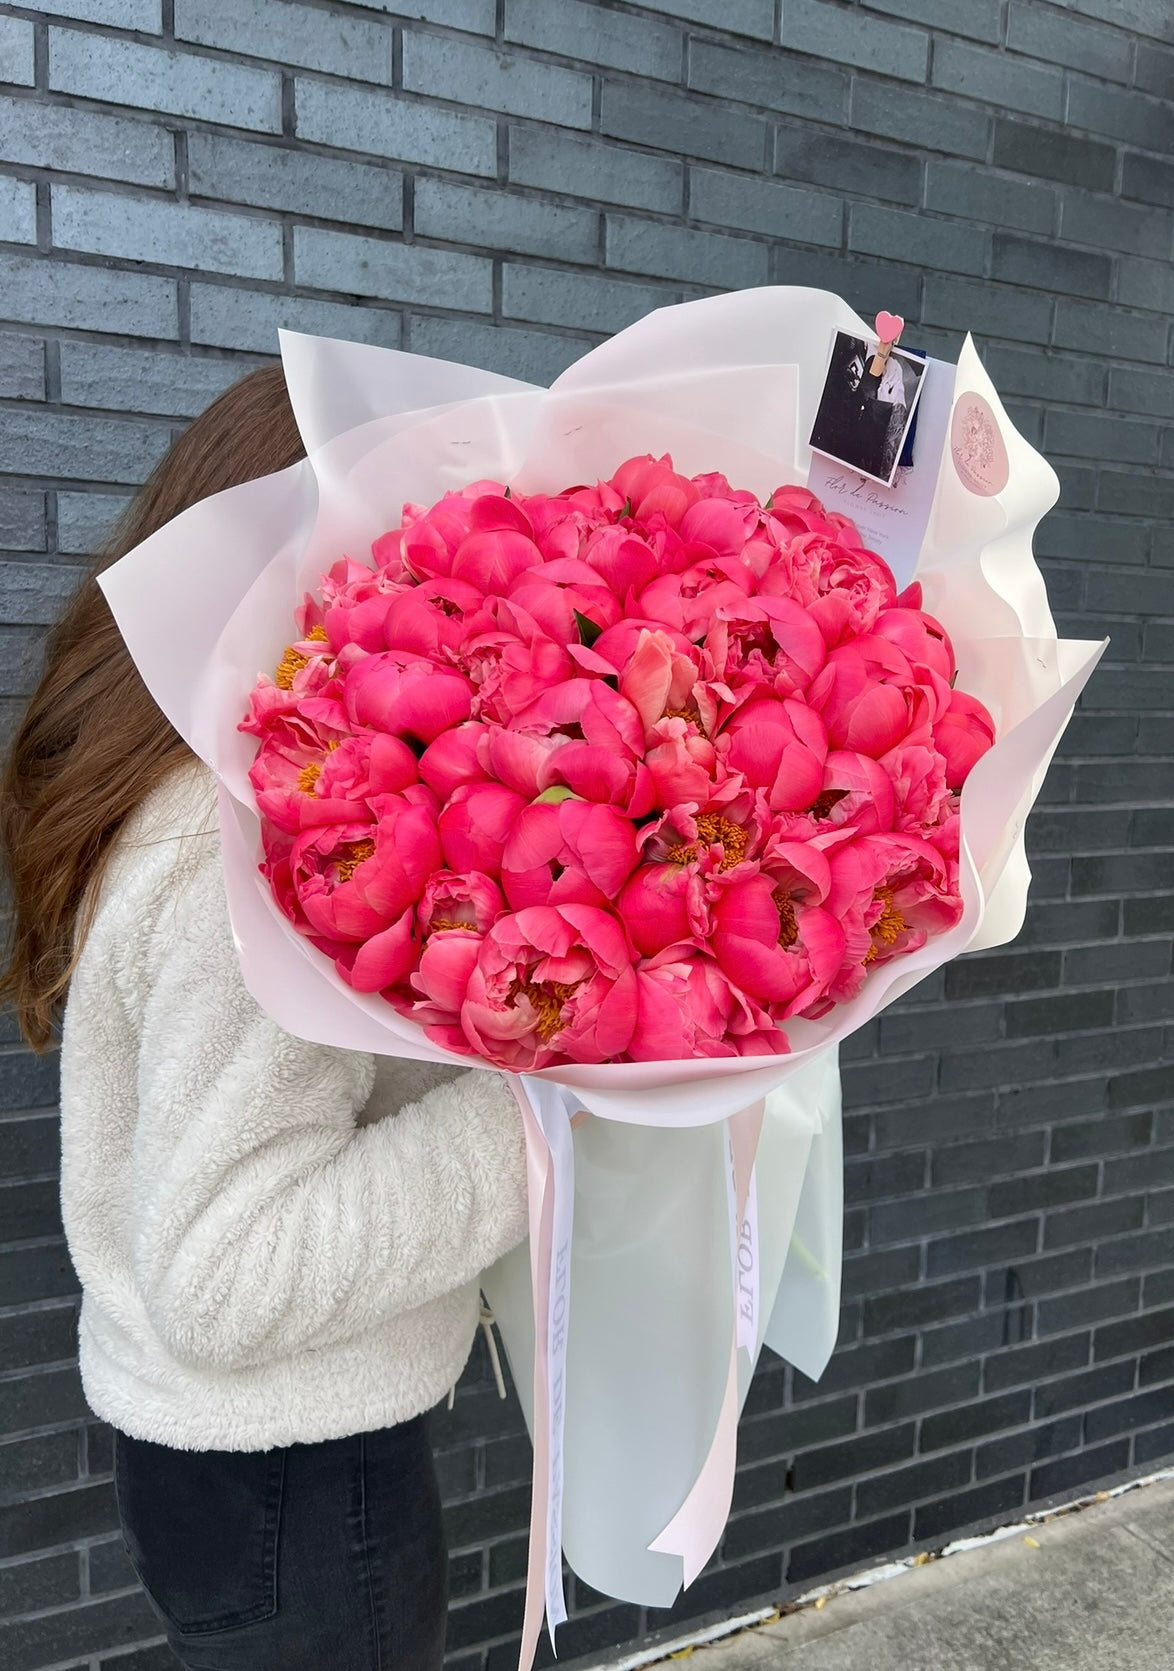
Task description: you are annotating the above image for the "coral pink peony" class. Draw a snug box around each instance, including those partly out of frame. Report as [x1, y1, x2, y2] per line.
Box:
[246, 453, 993, 1066]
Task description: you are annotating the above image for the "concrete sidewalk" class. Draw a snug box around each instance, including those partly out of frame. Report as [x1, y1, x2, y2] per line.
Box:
[675, 1475, 1174, 1671]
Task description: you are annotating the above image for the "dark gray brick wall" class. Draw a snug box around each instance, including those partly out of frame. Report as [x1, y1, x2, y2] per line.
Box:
[1, 2, 1172, 1669]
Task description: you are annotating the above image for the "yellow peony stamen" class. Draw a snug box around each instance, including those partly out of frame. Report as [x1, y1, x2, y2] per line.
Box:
[335, 839, 375, 883]
[695, 813, 748, 871]
[508, 978, 580, 1042]
[772, 888, 799, 950]
[274, 625, 329, 689]
[864, 886, 906, 962]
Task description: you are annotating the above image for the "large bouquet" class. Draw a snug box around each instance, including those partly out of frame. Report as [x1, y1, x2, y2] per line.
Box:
[244, 460, 994, 1068]
[101, 288, 1102, 1660]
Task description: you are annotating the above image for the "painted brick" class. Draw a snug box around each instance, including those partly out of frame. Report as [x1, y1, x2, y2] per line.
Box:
[504, 0, 681, 82]
[59, 343, 244, 418]
[189, 283, 401, 354]
[1069, 78, 1171, 152]
[55, 489, 132, 555]
[1060, 192, 1172, 262]
[347, 0, 494, 29]
[1109, 366, 1174, 420]
[784, 0, 929, 82]
[776, 124, 920, 206]
[501, 266, 674, 335]
[1046, 410, 1159, 467]
[915, 1473, 1026, 1541]
[52, 184, 283, 280]
[0, 252, 175, 338]
[0, 17, 35, 87]
[0, 410, 170, 485]
[23, 0, 161, 24]
[295, 77, 496, 177]
[850, 202, 986, 275]
[1006, 3, 1133, 82]
[933, 37, 1064, 120]
[864, 0, 1001, 42]
[0, 334, 45, 402]
[48, 29, 283, 132]
[407, 314, 583, 385]
[402, 32, 592, 129]
[630, 0, 774, 39]
[983, 347, 1105, 409]
[0, 490, 46, 552]
[767, 245, 920, 321]
[175, 0, 391, 82]
[690, 168, 841, 246]
[0, 175, 36, 245]
[1134, 41, 1174, 97]
[294, 227, 491, 311]
[0, 94, 173, 190]
[188, 132, 403, 231]
[993, 118, 1116, 192]
[1052, 298, 1167, 364]
[414, 179, 598, 265]
[601, 80, 767, 171]
[688, 40, 849, 122]
[0, 1551, 79, 1618]
[1118, 254, 1174, 314]
[605, 214, 769, 289]
[923, 273, 1053, 344]
[788, 1512, 911, 1584]
[508, 126, 684, 215]
[993, 234, 1111, 301]
[0, 562, 83, 625]
[924, 161, 1056, 236]
[852, 80, 990, 159]
[1121, 152, 1174, 211]
[0, 1592, 162, 1671]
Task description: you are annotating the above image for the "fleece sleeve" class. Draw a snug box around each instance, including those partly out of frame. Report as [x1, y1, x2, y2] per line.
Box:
[125, 837, 529, 1372]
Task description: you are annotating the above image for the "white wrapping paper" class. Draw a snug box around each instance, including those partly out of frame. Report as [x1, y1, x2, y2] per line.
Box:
[98, 287, 1103, 1633]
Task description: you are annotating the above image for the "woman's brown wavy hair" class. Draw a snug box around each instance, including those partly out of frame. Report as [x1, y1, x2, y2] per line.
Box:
[1, 364, 306, 1050]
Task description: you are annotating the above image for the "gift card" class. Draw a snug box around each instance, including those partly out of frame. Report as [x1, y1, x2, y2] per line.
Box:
[807, 328, 928, 489]
[806, 331, 953, 591]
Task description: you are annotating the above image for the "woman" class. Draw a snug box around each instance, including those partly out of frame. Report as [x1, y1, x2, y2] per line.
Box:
[0, 366, 530, 1671]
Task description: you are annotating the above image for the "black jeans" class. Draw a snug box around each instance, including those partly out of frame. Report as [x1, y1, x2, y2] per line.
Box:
[113, 1415, 448, 1671]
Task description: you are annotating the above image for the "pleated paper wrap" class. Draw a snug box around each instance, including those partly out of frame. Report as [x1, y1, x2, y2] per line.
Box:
[100, 288, 1102, 1661]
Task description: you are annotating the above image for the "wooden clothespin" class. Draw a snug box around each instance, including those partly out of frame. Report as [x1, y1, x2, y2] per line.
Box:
[869, 311, 904, 377]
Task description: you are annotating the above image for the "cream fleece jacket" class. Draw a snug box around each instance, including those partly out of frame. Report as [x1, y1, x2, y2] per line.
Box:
[59, 763, 529, 1451]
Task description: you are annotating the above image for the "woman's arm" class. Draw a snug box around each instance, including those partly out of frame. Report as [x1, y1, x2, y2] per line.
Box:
[125, 838, 528, 1372]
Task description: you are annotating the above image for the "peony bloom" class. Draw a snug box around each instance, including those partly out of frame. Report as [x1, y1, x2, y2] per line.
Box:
[248, 453, 986, 1065]
[716, 693, 828, 813]
[806, 637, 945, 757]
[265, 787, 442, 991]
[345, 655, 473, 742]
[934, 687, 996, 790]
[438, 781, 529, 875]
[418, 904, 639, 1070]
[418, 869, 504, 937]
[709, 845, 846, 1017]
[500, 797, 640, 911]
[823, 831, 963, 1003]
[630, 950, 789, 1060]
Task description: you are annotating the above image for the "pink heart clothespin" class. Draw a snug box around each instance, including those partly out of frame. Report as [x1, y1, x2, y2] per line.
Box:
[869, 311, 904, 377]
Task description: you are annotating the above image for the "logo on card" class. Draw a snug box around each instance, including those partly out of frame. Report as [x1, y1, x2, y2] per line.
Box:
[950, 394, 1009, 497]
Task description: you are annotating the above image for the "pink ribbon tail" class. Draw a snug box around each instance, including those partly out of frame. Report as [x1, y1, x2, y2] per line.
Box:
[649, 1098, 765, 1586]
[511, 1079, 557, 1671]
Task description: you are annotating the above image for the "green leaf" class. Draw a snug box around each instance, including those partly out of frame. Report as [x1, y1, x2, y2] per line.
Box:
[503, 485, 512, 499]
[534, 786, 582, 804]
[574, 609, 604, 649]
[618, 497, 632, 519]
